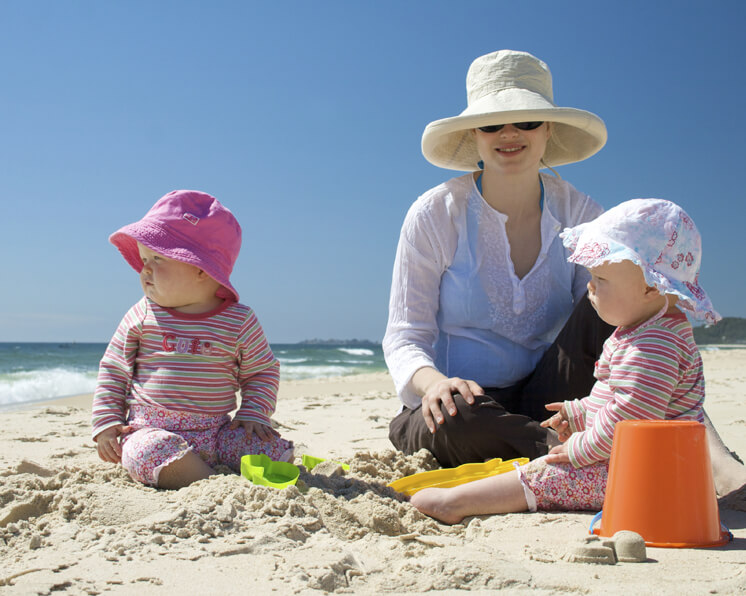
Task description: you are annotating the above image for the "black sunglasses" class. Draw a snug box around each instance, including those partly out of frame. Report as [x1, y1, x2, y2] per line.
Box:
[477, 122, 544, 133]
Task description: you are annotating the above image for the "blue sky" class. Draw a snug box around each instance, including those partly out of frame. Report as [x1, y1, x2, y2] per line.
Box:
[1, 1, 744, 343]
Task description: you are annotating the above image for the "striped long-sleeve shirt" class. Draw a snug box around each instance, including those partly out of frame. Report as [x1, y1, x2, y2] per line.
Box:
[92, 297, 279, 440]
[564, 312, 705, 468]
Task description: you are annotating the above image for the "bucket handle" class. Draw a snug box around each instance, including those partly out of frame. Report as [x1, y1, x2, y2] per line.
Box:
[721, 523, 734, 543]
[588, 510, 603, 535]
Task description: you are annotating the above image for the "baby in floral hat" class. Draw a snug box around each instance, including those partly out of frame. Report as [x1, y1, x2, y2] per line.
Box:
[560, 197, 719, 326]
[410, 198, 719, 522]
[92, 190, 293, 489]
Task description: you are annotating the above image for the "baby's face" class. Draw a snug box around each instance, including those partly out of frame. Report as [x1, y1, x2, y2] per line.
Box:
[137, 243, 209, 311]
[586, 260, 656, 328]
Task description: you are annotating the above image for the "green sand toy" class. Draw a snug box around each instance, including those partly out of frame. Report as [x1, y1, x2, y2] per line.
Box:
[240, 454, 300, 489]
[301, 454, 350, 471]
[388, 457, 528, 496]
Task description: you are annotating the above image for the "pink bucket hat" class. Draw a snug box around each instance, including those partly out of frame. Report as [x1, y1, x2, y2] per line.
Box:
[110, 190, 242, 302]
[560, 198, 720, 324]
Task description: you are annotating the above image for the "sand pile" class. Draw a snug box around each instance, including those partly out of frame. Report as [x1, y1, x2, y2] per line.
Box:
[2, 446, 475, 593]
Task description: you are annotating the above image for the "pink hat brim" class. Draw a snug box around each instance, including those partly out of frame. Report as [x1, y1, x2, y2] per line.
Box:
[110, 223, 240, 302]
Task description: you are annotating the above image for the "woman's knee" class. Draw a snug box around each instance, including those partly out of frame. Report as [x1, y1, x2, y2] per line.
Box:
[439, 394, 504, 434]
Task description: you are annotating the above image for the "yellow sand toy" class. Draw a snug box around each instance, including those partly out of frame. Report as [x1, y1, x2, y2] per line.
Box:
[388, 457, 528, 496]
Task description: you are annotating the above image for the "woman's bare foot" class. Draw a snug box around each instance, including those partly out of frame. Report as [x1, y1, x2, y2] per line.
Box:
[704, 411, 746, 497]
[712, 453, 746, 497]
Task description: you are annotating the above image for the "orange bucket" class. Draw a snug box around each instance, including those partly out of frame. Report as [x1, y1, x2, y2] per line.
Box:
[591, 420, 731, 548]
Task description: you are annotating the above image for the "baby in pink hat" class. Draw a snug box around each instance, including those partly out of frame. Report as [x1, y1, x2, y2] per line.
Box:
[92, 190, 293, 489]
[409, 199, 719, 522]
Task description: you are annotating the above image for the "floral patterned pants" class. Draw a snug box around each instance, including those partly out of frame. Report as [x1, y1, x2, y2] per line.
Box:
[517, 455, 608, 511]
[120, 403, 293, 486]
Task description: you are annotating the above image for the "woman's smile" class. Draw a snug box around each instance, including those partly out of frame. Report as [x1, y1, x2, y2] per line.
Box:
[495, 144, 525, 154]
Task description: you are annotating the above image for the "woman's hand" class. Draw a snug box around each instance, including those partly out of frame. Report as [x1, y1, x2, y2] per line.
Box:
[414, 368, 484, 433]
[540, 402, 572, 442]
[94, 424, 132, 463]
[229, 419, 279, 442]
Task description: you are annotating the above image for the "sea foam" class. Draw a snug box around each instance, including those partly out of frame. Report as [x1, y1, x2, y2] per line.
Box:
[280, 365, 350, 381]
[0, 368, 97, 406]
[337, 348, 375, 357]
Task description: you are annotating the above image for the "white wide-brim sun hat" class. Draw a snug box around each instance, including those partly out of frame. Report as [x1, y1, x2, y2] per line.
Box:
[422, 50, 608, 171]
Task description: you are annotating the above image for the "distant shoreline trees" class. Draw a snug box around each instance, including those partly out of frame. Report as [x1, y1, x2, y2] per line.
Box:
[693, 317, 746, 344]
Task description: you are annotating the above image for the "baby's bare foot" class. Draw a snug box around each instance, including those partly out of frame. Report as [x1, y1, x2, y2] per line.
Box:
[410, 488, 465, 525]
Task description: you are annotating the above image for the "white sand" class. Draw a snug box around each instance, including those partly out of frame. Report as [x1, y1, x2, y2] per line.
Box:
[1, 350, 745, 594]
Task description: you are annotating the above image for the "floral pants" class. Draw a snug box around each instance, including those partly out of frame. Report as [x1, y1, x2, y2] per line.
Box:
[517, 455, 608, 511]
[120, 403, 294, 486]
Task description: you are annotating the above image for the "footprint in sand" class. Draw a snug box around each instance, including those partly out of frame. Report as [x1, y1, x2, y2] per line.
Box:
[0, 494, 55, 526]
[0, 460, 56, 478]
[49, 449, 83, 459]
[33, 408, 72, 418]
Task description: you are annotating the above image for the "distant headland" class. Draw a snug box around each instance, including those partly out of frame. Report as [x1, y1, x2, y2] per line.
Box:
[286, 318, 746, 347]
[693, 317, 746, 344]
[296, 339, 380, 346]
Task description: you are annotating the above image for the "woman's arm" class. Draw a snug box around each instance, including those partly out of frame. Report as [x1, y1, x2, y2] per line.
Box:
[383, 184, 483, 424]
[383, 197, 453, 408]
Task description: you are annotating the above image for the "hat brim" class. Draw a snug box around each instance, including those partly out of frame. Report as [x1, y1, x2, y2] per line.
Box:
[561, 225, 721, 324]
[422, 107, 607, 171]
[110, 225, 240, 303]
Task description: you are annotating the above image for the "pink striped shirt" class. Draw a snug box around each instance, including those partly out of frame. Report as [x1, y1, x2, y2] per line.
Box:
[564, 312, 704, 468]
[92, 297, 279, 440]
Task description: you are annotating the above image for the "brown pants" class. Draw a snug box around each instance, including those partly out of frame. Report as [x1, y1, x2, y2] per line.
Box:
[388, 295, 614, 468]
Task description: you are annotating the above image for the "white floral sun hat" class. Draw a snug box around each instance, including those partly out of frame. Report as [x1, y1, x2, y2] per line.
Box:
[421, 49, 607, 171]
[560, 198, 720, 324]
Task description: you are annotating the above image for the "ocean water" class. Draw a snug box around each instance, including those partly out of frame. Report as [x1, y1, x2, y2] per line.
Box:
[0, 342, 386, 408]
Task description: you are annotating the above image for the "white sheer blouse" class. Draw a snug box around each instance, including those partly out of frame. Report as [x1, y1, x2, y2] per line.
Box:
[383, 172, 603, 409]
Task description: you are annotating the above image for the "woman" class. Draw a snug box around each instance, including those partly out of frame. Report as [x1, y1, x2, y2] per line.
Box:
[383, 50, 746, 498]
[384, 49, 611, 468]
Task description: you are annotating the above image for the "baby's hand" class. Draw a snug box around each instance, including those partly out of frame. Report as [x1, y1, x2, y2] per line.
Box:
[545, 442, 571, 465]
[94, 425, 132, 463]
[540, 402, 571, 442]
[229, 419, 279, 442]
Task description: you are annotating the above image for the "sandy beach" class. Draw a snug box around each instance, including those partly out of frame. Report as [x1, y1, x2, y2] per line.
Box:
[1, 349, 745, 594]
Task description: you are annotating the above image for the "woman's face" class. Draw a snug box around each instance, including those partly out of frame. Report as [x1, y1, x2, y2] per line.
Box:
[473, 122, 551, 176]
